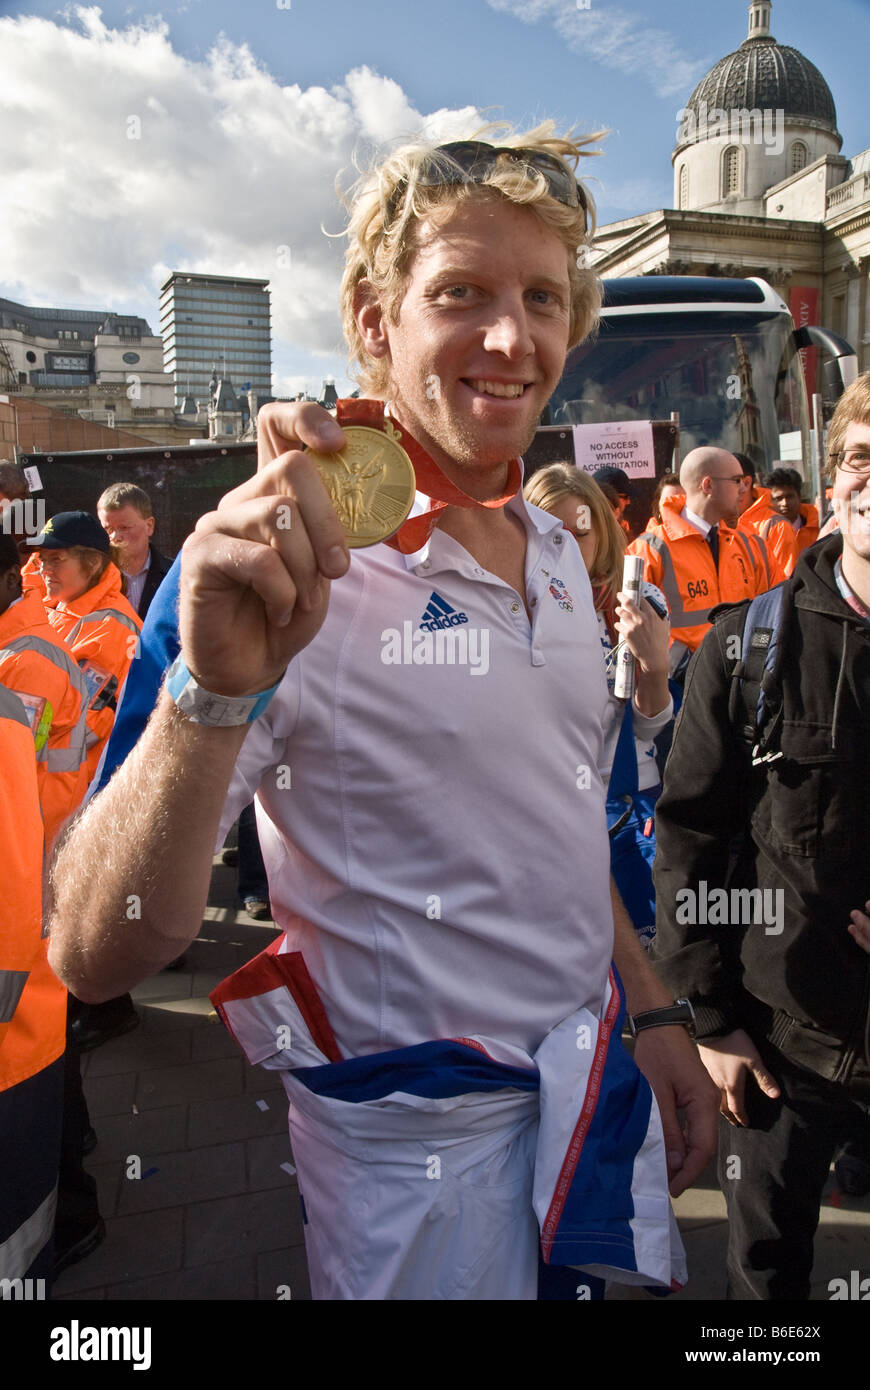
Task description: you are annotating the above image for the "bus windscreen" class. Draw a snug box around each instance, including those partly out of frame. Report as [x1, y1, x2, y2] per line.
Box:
[550, 310, 810, 478]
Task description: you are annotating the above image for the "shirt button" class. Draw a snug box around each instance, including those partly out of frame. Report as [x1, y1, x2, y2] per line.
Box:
[474, 567, 485, 576]
[553, 534, 563, 545]
[421, 560, 431, 570]
[510, 601, 521, 613]
[530, 597, 537, 606]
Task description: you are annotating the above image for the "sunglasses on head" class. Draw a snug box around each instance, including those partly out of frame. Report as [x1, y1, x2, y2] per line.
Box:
[389, 140, 589, 229]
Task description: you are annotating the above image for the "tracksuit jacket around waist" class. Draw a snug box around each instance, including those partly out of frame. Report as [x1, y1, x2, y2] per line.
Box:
[651, 535, 870, 1087]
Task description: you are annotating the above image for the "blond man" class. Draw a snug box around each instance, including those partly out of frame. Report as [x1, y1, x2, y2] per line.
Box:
[48, 129, 715, 1300]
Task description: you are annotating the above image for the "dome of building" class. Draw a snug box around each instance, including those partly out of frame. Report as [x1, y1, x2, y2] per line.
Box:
[684, 3, 839, 137]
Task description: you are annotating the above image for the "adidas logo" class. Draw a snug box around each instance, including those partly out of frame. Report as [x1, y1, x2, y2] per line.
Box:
[380, 590, 489, 676]
[419, 592, 469, 633]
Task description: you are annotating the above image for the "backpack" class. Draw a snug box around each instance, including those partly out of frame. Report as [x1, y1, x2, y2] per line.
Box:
[727, 582, 792, 766]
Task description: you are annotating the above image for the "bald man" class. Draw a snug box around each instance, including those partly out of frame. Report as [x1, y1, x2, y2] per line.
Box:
[629, 448, 769, 680]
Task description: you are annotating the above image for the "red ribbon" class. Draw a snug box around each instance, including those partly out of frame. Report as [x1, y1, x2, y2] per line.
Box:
[335, 398, 521, 554]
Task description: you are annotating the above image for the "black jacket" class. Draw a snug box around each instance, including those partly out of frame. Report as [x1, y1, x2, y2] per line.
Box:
[651, 534, 870, 1085]
[137, 544, 173, 620]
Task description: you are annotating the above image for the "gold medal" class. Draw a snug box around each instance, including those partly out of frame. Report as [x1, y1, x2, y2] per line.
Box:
[307, 424, 417, 548]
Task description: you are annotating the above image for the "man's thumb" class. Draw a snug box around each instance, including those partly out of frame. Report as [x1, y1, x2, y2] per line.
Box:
[751, 1062, 780, 1099]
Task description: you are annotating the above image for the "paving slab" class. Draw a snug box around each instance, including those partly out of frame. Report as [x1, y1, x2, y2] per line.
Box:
[87, 1103, 188, 1162]
[184, 1190, 305, 1267]
[257, 1246, 312, 1301]
[186, 1091, 288, 1148]
[85, 1027, 193, 1078]
[135, 1056, 244, 1110]
[114, 1141, 248, 1216]
[84, 1069, 138, 1119]
[245, 1133, 301, 1192]
[131, 972, 195, 1003]
[191, 1020, 245, 1062]
[106, 1256, 257, 1301]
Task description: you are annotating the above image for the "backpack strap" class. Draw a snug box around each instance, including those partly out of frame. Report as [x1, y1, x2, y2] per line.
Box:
[728, 584, 788, 763]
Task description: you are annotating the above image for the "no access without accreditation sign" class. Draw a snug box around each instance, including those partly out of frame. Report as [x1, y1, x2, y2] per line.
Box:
[572, 421, 656, 479]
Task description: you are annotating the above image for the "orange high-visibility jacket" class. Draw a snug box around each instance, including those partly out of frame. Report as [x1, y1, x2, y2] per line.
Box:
[628, 497, 767, 660]
[20, 551, 47, 597]
[725, 521, 786, 588]
[47, 562, 142, 782]
[794, 502, 821, 557]
[0, 588, 91, 848]
[0, 684, 66, 1093]
[738, 486, 799, 578]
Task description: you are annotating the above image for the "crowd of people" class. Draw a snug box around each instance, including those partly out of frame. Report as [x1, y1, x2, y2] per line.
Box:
[2, 123, 868, 1303]
[0, 477, 270, 1282]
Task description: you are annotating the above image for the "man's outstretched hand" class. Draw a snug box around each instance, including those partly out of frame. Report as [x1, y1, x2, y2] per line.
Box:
[179, 402, 351, 698]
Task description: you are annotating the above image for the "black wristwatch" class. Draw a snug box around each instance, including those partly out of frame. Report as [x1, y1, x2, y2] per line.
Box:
[627, 998, 696, 1039]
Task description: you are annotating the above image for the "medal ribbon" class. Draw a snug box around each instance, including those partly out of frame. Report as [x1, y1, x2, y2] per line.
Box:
[335, 398, 522, 554]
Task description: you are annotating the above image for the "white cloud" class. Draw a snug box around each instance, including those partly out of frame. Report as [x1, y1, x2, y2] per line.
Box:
[486, 0, 708, 100]
[0, 6, 480, 369]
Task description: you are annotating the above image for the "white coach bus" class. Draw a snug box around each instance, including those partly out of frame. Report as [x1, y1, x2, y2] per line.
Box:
[539, 276, 857, 510]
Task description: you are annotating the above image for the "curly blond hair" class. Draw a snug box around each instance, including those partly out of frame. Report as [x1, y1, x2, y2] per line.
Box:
[338, 121, 605, 397]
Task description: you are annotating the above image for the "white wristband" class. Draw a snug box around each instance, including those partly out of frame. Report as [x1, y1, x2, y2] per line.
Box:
[165, 655, 281, 726]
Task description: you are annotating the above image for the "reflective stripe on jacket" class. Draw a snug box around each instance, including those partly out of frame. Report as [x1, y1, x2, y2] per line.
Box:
[48, 562, 142, 780]
[628, 498, 765, 655]
[0, 685, 66, 1092]
[0, 589, 91, 846]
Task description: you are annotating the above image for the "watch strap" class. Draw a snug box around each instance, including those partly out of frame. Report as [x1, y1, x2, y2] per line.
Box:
[628, 998, 696, 1039]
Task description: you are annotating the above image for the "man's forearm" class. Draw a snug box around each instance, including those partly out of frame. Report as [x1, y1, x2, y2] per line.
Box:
[47, 690, 249, 1003]
[611, 877, 673, 1013]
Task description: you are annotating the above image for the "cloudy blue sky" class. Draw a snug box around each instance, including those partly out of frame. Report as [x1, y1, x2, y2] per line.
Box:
[1, 0, 867, 395]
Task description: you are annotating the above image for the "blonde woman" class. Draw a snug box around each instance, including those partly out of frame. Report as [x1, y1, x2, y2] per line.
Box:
[524, 464, 672, 947]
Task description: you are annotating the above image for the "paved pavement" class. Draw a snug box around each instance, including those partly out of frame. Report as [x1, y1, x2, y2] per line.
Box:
[53, 856, 869, 1302]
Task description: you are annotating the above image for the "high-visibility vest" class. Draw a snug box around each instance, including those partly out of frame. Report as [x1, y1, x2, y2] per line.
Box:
[738, 487, 799, 578]
[629, 498, 766, 659]
[47, 562, 142, 781]
[0, 684, 66, 1094]
[725, 523, 785, 589]
[0, 589, 91, 847]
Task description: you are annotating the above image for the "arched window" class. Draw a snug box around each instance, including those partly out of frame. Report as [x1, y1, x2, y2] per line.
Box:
[722, 146, 742, 198]
[790, 141, 808, 176]
[679, 165, 688, 209]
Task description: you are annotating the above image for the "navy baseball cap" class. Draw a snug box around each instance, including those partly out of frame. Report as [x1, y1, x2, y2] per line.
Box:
[593, 467, 632, 495]
[26, 511, 110, 552]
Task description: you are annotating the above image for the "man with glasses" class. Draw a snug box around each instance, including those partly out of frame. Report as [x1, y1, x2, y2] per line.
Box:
[629, 447, 768, 681]
[651, 371, 870, 1299]
[45, 127, 716, 1300]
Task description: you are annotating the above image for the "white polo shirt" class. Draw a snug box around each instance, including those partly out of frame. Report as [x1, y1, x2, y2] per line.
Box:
[219, 488, 613, 1059]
